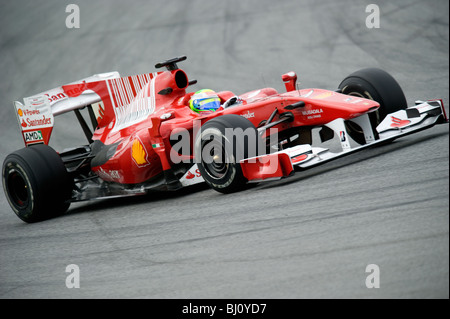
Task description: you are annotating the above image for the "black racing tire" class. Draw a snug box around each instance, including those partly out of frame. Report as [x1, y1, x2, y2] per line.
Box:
[195, 114, 263, 194]
[338, 68, 407, 125]
[2, 144, 73, 223]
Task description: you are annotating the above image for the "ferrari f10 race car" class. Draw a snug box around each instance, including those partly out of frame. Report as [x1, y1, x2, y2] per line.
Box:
[3, 56, 448, 222]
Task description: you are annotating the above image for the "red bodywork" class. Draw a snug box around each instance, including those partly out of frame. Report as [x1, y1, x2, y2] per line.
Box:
[68, 68, 379, 185]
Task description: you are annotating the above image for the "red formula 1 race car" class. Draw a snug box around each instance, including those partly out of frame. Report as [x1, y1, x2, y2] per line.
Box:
[3, 56, 448, 222]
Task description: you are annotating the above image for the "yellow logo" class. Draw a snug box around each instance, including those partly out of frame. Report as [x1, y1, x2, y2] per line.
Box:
[132, 138, 149, 167]
[18, 109, 23, 116]
[312, 91, 333, 99]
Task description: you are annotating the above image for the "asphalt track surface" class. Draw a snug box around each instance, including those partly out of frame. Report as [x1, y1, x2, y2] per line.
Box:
[0, 0, 448, 299]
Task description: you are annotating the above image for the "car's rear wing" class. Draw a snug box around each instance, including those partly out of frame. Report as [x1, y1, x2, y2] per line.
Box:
[14, 70, 172, 147]
[14, 68, 185, 147]
[14, 72, 120, 147]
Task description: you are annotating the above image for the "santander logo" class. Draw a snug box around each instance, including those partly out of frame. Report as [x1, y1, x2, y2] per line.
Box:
[390, 116, 410, 128]
[186, 171, 195, 180]
[62, 81, 88, 98]
[45, 92, 67, 103]
[185, 169, 202, 180]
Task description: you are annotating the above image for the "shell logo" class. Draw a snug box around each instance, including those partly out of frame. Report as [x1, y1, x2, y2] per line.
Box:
[131, 137, 150, 167]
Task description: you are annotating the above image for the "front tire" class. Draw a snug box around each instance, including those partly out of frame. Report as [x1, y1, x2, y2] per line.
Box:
[338, 68, 407, 125]
[2, 144, 73, 223]
[195, 114, 263, 194]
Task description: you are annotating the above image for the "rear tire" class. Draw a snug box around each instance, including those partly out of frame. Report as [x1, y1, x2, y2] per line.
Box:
[338, 68, 407, 125]
[195, 115, 263, 194]
[2, 144, 73, 223]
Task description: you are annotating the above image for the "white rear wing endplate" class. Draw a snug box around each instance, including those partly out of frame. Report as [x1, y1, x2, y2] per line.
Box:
[14, 72, 120, 146]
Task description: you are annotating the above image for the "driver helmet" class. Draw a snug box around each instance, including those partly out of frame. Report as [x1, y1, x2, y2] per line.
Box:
[189, 89, 221, 113]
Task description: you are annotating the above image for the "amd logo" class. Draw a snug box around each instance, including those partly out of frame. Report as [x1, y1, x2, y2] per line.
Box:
[24, 130, 43, 142]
